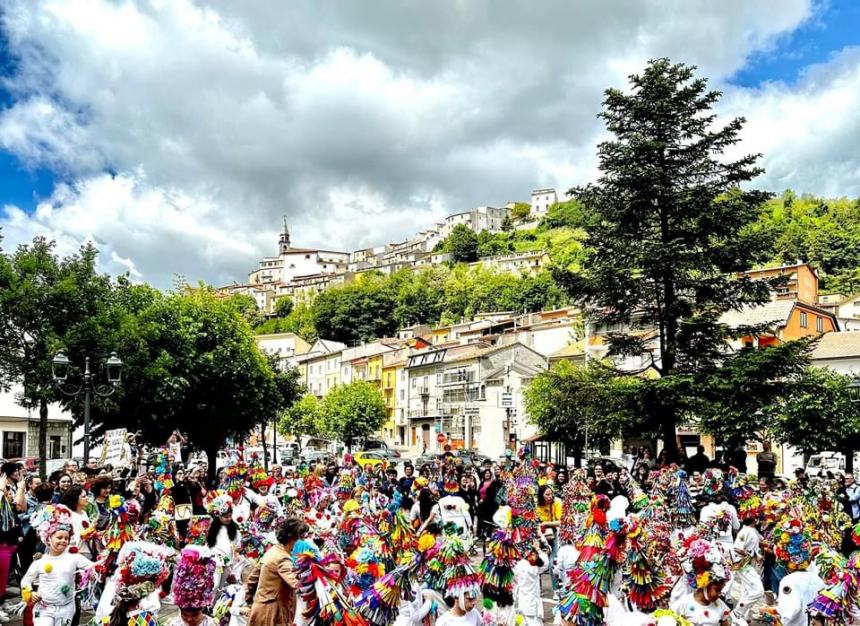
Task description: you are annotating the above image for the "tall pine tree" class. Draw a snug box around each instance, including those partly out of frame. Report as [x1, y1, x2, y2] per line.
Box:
[561, 59, 775, 459]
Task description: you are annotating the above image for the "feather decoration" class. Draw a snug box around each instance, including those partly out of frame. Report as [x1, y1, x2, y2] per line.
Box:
[478, 527, 519, 607]
[296, 550, 368, 626]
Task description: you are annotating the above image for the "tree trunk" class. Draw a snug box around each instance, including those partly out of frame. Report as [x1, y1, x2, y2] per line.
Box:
[39, 398, 48, 478]
[205, 444, 219, 487]
[843, 444, 855, 475]
[261, 426, 269, 472]
[661, 414, 677, 465]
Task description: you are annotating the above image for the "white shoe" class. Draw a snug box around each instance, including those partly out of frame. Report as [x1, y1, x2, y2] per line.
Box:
[0, 612, 10, 623]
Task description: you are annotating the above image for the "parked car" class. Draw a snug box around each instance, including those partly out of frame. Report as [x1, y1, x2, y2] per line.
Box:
[410, 454, 438, 469]
[585, 455, 627, 475]
[362, 439, 390, 451]
[300, 449, 332, 464]
[454, 450, 491, 467]
[353, 450, 401, 469]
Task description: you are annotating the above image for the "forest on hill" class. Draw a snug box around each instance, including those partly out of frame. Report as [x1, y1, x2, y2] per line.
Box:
[254, 190, 860, 344]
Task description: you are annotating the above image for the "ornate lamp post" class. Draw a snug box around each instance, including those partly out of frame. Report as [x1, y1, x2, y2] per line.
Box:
[52, 351, 123, 463]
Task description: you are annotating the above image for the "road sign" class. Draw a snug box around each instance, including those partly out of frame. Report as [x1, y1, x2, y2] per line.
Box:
[436, 432, 447, 444]
[501, 392, 514, 408]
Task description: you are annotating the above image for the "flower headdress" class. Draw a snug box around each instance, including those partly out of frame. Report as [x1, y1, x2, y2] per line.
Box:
[702, 468, 725, 499]
[172, 545, 216, 610]
[773, 517, 811, 573]
[678, 534, 730, 590]
[32, 504, 74, 545]
[219, 457, 247, 503]
[152, 448, 173, 493]
[205, 490, 233, 517]
[248, 454, 272, 490]
[102, 496, 140, 552]
[113, 541, 172, 602]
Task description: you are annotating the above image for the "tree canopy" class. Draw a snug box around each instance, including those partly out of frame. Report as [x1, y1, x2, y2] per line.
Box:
[107, 289, 288, 480]
[447, 224, 479, 263]
[0, 238, 117, 475]
[772, 367, 860, 463]
[524, 360, 639, 465]
[558, 59, 777, 459]
[321, 380, 386, 450]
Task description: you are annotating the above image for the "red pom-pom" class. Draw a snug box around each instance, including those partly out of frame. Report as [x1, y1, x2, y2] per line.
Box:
[82, 520, 90, 528]
[69, 546, 79, 554]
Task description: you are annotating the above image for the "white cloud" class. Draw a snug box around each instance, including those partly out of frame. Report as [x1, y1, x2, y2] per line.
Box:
[723, 47, 860, 197]
[3, 0, 854, 288]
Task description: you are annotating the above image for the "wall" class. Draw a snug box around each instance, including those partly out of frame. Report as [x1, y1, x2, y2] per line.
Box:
[783, 306, 837, 339]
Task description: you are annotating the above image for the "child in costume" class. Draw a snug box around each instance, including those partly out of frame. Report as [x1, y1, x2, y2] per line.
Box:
[21, 504, 94, 626]
[731, 516, 764, 621]
[98, 541, 172, 626]
[205, 492, 241, 591]
[167, 545, 217, 626]
[669, 537, 732, 626]
[435, 534, 481, 626]
[512, 541, 547, 626]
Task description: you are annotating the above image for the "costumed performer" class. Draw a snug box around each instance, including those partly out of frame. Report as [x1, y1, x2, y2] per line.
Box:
[22, 504, 94, 626]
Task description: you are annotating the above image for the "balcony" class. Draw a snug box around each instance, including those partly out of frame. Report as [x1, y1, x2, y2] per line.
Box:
[417, 387, 430, 396]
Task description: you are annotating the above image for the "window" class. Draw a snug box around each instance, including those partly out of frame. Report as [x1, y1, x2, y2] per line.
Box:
[305, 254, 311, 259]
[3, 431, 24, 458]
[816, 316, 824, 333]
[50, 435, 62, 459]
[800, 311, 808, 328]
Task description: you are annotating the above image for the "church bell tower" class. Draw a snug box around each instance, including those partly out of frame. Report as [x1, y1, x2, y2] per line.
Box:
[278, 216, 291, 254]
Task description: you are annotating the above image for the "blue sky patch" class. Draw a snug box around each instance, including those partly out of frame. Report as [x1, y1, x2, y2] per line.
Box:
[730, 0, 860, 87]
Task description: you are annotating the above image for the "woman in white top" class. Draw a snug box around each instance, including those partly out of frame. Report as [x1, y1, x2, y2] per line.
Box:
[58, 485, 94, 558]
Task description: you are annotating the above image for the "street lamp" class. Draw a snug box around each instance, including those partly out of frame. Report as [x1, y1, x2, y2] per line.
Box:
[52, 351, 123, 463]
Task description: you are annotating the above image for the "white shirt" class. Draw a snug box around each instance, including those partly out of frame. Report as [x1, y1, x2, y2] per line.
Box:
[22, 551, 93, 607]
[513, 553, 548, 617]
[733, 525, 761, 561]
[670, 592, 731, 626]
[699, 502, 739, 546]
[436, 610, 481, 626]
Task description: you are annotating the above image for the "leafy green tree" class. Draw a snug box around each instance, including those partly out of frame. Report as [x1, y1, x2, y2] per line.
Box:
[280, 394, 331, 445]
[694, 339, 813, 448]
[524, 360, 639, 466]
[511, 202, 531, 220]
[255, 301, 318, 341]
[108, 289, 285, 481]
[501, 214, 514, 232]
[772, 367, 860, 471]
[0, 238, 116, 476]
[225, 292, 264, 327]
[476, 231, 513, 258]
[559, 59, 775, 460]
[538, 199, 598, 231]
[389, 267, 448, 328]
[447, 224, 479, 263]
[322, 380, 386, 450]
[755, 191, 860, 292]
[273, 296, 294, 318]
[312, 275, 396, 344]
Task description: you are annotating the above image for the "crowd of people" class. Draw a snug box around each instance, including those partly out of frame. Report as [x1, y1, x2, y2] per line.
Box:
[0, 441, 859, 626]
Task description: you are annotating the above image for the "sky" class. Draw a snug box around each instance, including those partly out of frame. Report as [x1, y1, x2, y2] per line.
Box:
[0, 0, 859, 289]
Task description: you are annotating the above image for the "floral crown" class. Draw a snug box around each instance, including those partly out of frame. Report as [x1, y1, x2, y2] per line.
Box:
[114, 541, 172, 602]
[679, 535, 730, 589]
[32, 504, 74, 545]
[172, 545, 216, 609]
